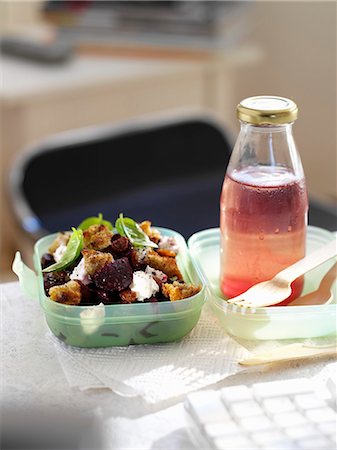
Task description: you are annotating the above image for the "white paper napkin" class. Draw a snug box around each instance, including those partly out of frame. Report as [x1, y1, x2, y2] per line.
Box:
[52, 304, 250, 403]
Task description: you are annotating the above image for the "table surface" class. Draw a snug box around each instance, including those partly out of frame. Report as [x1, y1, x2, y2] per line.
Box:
[0, 55, 202, 103]
[2, 281, 335, 449]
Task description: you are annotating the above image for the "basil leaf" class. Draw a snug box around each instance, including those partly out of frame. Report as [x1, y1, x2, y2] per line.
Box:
[78, 213, 113, 231]
[43, 228, 83, 272]
[115, 213, 158, 248]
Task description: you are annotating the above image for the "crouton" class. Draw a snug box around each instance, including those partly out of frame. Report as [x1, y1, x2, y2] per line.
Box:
[83, 224, 112, 250]
[139, 221, 161, 244]
[119, 289, 137, 304]
[157, 249, 177, 258]
[82, 249, 113, 276]
[130, 248, 147, 269]
[162, 281, 201, 301]
[48, 231, 71, 254]
[144, 250, 183, 280]
[49, 280, 82, 305]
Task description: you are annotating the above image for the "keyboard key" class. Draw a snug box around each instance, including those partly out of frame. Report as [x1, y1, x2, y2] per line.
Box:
[317, 420, 337, 437]
[326, 376, 336, 402]
[221, 385, 254, 403]
[214, 435, 252, 449]
[273, 411, 306, 427]
[253, 379, 311, 399]
[240, 415, 274, 432]
[285, 424, 322, 440]
[294, 393, 326, 410]
[263, 397, 296, 414]
[297, 436, 333, 449]
[187, 391, 230, 425]
[267, 441, 298, 450]
[230, 400, 264, 418]
[306, 407, 336, 423]
[251, 430, 285, 445]
[204, 421, 241, 438]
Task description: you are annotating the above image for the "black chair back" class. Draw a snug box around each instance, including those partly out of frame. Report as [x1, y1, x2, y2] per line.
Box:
[10, 114, 233, 239]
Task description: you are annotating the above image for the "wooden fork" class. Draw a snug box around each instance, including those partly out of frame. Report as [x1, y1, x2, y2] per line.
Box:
[226, 238, 337, 308]
[289, 261, 337, 306]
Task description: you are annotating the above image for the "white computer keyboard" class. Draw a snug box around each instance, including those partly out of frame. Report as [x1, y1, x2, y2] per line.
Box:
[185, 378, 336, 450]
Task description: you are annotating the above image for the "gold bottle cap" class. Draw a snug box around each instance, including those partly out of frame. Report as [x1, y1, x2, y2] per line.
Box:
[237, 96, 298, 125]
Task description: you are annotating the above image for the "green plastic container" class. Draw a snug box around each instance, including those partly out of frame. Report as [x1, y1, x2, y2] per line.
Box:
[188, 226, 337, 340]
[13, 228, 205, 347]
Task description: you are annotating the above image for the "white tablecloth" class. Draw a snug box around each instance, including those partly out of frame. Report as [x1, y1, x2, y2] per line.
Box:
[2, 282, 335, 449]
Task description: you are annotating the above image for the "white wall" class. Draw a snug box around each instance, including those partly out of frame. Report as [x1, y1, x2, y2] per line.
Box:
[0, 1, 43, 33]
[233, 1, 336, 203]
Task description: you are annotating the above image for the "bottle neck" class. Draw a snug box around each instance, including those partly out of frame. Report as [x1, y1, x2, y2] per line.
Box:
[227, 120, 304, 179]
[240, 122, 294, 135]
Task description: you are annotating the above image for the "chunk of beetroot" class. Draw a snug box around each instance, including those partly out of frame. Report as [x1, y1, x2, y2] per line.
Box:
[41, 253, 55, 269]
[110, 235, 132, 258]
[93, 257, 133, 292]
[94, 289, 120, 304]
[77, 282, 96, 304]
[43, 270, 70, 294]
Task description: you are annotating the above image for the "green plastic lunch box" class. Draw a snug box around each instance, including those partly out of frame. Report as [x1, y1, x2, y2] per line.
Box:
[13, 226, 336, 347]
[13, 228, 205, 347]
[189, 225, 337, 341]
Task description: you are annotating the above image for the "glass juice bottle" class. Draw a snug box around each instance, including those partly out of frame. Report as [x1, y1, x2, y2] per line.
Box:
[220, 96, 308, 304]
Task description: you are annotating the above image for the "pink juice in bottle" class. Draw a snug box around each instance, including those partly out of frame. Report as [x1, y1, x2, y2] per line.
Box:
[220, 165, 308, 304]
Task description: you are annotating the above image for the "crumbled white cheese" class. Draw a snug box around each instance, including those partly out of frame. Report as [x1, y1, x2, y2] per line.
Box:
[134, 248, 147, 262]
[130, 271, 159, 302]
[70, 258, 90, 285]
[158, 236, 179, 253]
[80, 303, 105, 335]
[145, 265, 168, 283]
[53, 243, 67, 262]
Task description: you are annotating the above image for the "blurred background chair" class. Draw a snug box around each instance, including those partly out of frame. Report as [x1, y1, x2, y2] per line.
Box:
[9, 113, 232, 241]
[308, 199, 337, 232]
